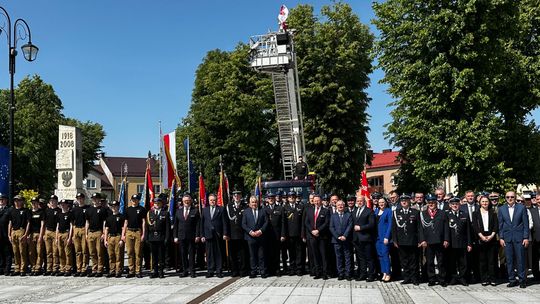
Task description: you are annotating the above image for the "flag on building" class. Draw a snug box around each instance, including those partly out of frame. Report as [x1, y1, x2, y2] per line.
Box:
[162, 131, 179, 190]
[169, 179, 177, 222]
[360, 170, 371, 209]
[278, 5, 289, 30]
[0, 146, 8, 197]
[118, 178, 127, 214]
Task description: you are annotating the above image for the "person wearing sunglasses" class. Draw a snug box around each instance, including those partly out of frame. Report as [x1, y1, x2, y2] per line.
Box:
[498, 191, 529, 288]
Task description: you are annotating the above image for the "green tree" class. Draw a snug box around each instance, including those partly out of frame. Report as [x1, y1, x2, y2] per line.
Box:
[374, 0, 540, 192]
[289, 3, 374, 195]
[0, 75, 106, 194]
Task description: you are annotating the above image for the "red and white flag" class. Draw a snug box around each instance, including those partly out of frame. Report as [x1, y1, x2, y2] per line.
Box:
[278, 5, 289, 30]
[162, 131, 178, 189]
[360, 170, 372, 209]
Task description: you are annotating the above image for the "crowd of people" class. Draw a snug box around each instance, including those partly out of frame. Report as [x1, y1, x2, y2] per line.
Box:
[0, 187, 538, 289]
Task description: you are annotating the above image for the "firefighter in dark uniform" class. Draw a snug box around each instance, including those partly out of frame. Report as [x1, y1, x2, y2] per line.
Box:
[28, 197, 45, 275]
[446, 197, 471, 286]
[392, 194, 421, 285]
[224, 190, 249, 277]
[122, 194, 146, 278]
[72, 192, 89, 276]
[104, 200, 125, 278]
[284, 191, 305, 276]
[44, 195, 60, 275]
[147, 197, 170, 278]
[419, 194, 449, 286]
[8, 195, 31, 276]
[0, 192, 13, 275]
[56, 199, 74, 276]
[294, 156, 308, 180]
[264, 192, 286, 276]
[85, 193, 107, 277]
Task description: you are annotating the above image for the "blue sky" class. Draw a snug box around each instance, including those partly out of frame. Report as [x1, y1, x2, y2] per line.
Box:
[2, 1, 394, 157]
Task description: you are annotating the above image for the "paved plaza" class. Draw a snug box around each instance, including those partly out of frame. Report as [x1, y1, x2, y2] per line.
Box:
[1, 274, 540, 304]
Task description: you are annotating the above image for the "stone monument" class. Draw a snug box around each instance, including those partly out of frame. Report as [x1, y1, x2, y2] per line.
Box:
[56, 125, 83, 200]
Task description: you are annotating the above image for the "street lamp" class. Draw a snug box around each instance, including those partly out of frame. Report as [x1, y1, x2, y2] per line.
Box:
[0, 7, 38, 203]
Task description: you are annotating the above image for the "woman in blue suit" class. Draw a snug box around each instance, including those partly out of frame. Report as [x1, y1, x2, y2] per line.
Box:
[374, 197, 393, 282]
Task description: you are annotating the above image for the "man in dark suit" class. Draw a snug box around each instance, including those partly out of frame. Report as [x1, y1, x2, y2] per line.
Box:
[283, 192, 305, 276]
[224, 191, 249, 277]
[435, 188, 450, 211]
[173, 193, 200, 278]
[459, 190, 480, 283]
[0, 193, 12, 275]
[498, 191, 529, 288]
[304, 194, 330, 279]
[263, 192, 286, 276]
[392, 194, 421, 285]
[146, 198, 170, 278]
[201, 193, 228, 278]
[352, 194, 376, 281]
[242, 196, 268, 278]
[330, 200, 353, 280]
[419, 194, 449, 286]
[530, 192, 540, 281]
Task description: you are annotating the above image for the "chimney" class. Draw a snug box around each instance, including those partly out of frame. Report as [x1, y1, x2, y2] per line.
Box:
[382, 149, 392, 153]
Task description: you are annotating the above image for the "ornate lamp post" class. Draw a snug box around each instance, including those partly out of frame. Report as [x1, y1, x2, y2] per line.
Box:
[0, 7, 39, 202]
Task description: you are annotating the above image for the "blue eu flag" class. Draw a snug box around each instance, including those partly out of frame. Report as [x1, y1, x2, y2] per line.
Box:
[0, 146, 9, 196]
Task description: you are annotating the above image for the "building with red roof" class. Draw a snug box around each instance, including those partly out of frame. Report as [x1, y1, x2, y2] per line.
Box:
[366, 149, 400, 194]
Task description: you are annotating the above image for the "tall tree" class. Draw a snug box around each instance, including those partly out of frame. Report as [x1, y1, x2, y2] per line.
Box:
[289, 3, 374, 195]
[0, 75, 106, 194]
[374, 0, 540, 192]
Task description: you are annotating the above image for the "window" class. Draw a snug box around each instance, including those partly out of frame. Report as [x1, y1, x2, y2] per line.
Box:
[368, 176, 383, 187]
[136, 184, 145, 194]
[86, 179, 96, 189]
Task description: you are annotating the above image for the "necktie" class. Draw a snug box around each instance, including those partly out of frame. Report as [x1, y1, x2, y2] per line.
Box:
[184, 208, 188, 220]
[339, 213, 343, 224]
[356, 208, 361, 218]
[155, 210, 158, 216]
[210, 206, 214, 218]
[314, 207, 319, 229]
[254, 210, 258, 222]
[469, 205, 473, 221]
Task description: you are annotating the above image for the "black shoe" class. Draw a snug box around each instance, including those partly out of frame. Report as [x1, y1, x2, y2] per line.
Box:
[231, 272, 240, 277]
[449, 278, 457, 285]
[459, 278, 468, 286]
[366, 277, 375, 282]
[440, 281, 447, 287]
[413, 281, 420, 286]
[323, 275, 328, 280]
[11, 272, 20, 276]
[507, 281, 519, 287]
[95, 272, 103, 278]
[401, 279, 411, 285]
[288, 271, 295, 276]
[179, 272, 187, 278]
[338, 275, 344, 281]
[44, 272, 51, 276]
[20, 272, 27, 277]
[206, 273, 214, 278]
[428, 281, 436, 286]
[296, 271, 303, 276]
[261, 273, 268, 279]
[136, 273, 143, 278]
[520, 282, 527, 288]
[80, 272, 87, 277]
[314, 275, 321, 280]
[106, 273, 115, 278]
[217, 272, 223, 278]
[490, 281, 497, 286]
[190, 273, 196, 278]
[275, 270, 281, 277]
[65, 272, 72, 277]
[126, 273, 135, 278]
[150, 273, 158, 279]
[88, 273, 95, 277]
[249, 274, 256, 278]
[116, 273, 122, 278]
[74, 272, 80, 277]
[481, 282, 489, 286]
[159, 272, 165, 279]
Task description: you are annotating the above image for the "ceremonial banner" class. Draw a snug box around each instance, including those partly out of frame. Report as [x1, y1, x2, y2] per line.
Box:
[199, 173, 207, 209]
[118, 178, 126, 214]
[0, 146, 8, 196]
[169, 179, 177, 222]
[162, 131, 178, 190]
[360, 170, 372, 209]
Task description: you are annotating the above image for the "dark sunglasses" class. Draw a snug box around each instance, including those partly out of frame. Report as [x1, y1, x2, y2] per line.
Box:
[505, 196, 515, 199]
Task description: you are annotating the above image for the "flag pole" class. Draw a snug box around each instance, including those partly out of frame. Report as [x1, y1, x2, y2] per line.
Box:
[159, 121, 163, 193]
[187, 136, 191, 194]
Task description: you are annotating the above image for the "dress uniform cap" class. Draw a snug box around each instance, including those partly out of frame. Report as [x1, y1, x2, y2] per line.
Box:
[275, 191, 283, 196]
[399, 194, 411, 200]
[153, 197, 163, 203]
[60, 199, 74, 205]
[13, 195, 24, 201]
[109, 200, 120, 206]
[425, 194, 437, 201]
[371, 192, 382, 200]
[131, 194, 140, 200]
[288, 191, 297, 197]
[91, 193, 102, 199]
[346, 194, 356, 201]
[50, 194, 58, 200]
[232, 190, 242, 195]
[266, 192, 275, 197]
[448, 197, 461, 204]
[76, 192, 85, 198]
[0, 193, 6, 199]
